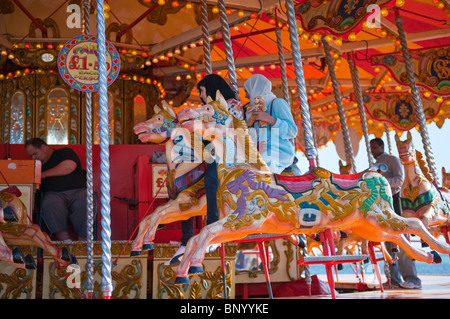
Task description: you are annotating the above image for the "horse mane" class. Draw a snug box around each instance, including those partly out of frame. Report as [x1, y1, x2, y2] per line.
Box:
[157, 109, 176, 121]
[232, 117, 271, 172]
[415, 150, 433, 182]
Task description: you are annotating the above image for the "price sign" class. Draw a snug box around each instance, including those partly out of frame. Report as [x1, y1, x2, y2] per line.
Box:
[152, 164, 168, 198]
[58, 34, 120, 92]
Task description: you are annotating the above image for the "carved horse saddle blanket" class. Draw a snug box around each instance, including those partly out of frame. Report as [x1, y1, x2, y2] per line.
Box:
[274, 167, 364, 194]
[168, 161, 208, 200]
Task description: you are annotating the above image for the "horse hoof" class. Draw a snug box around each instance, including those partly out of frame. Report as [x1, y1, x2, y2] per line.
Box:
[12, 247, 24, 264]
[70, 254, 78, 265]
[431, 251, 442, 264]
[3, 206, 18, 222]
[142, 243, 154, 251]
[130, 250, 142, 257]
[188, 266, 204, 275]
[174, 276, 190, 285]
[61, 247, 71, 262]
[24, 254, 37, 270]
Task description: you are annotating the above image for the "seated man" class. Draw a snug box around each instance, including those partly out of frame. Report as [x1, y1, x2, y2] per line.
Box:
[25, 138, 87, 242]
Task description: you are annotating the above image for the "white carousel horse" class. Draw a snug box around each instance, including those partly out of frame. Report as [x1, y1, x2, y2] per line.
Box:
[130, 101, 207, 255]
[130, 100, 301, 256]
[395, 132, 450, 240]
[172, 92, 450, 284]
[130, 100, 249, 255]
[0, 189, 75, 269]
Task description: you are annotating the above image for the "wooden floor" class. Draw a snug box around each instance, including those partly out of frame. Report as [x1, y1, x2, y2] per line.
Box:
[289, 274, 450, 299]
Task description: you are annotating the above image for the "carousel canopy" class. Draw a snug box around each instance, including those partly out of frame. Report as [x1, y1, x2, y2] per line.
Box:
[0, 0, 449, 150]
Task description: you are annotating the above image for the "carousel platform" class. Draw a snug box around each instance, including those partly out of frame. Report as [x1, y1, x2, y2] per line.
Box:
[285, 274, 450, 299]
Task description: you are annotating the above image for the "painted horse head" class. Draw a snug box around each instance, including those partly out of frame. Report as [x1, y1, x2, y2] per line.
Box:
[178, 91, 269, 173]
[395, 131, 434, 182]
[394, 131, 416, 165]
[178, 91, 231, 141]
[133, 101, 178, 144]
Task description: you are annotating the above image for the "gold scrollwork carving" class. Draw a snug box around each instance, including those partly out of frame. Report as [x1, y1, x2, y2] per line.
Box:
[46, 249, 144, 299]
[156, 261, 232, 299]
[0, 268, 34, 299]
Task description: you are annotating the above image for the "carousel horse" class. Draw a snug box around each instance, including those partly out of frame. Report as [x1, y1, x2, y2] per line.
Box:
[130, 100, 300, 256]
[0, 189, 75, 269]
[173, 92, 450, 284]
[130, 101, 208, 255]
[336, 160, 392, 263]
[395, 132, 450, 236]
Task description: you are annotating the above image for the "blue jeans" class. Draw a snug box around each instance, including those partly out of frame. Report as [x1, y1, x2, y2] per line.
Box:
[180, 162, 219, 246]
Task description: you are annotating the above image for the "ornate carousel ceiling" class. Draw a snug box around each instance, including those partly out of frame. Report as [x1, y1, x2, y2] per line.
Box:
[0, 0, 449, 151]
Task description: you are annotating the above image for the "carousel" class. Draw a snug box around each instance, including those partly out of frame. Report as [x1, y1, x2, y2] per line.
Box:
[0, 0, 449, 300]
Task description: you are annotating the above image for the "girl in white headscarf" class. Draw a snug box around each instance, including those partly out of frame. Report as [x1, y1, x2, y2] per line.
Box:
[244, 74, 299, 174]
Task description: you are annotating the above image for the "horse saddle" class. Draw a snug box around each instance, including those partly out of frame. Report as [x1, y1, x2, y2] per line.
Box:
[274, 167, 364, 194]
[168, 161, 208, 199]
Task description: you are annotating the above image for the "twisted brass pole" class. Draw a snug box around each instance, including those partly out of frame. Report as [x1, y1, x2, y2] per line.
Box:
[394, 8, 438, 184]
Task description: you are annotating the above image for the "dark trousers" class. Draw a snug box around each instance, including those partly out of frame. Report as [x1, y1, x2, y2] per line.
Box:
[386, 192, 420, 286]
[180, 162, 219, 246]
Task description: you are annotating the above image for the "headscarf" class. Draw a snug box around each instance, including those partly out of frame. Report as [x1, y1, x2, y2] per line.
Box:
[197, 74, 237, 104]
[243, 74, 277, 108]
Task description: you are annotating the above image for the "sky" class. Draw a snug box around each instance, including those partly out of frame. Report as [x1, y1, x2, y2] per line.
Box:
[295, 120, 450, 183]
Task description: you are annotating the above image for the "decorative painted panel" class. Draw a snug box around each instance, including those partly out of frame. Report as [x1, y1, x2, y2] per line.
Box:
[0, 246, 37, 299]
[133, 94, 147, 127]
[2, 75, 34, 144]
[42, 241, 147, 299]
[357, 91, 450, 131]
[124, 80, 160, 144]
[90, 79, 123, 145]
[9, 91, 26, 144]
[371, 47, 450, 97]
[35, 74, 81, 144]
[295, 0, 394, 36]
[46, 88, 70, 144]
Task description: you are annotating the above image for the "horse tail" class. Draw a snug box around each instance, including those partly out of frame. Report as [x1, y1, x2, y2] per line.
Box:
[416, 150, 434, 182]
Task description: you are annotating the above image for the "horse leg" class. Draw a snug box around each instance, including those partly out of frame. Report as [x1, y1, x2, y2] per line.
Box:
[287, 234, 307, 249]
[130, 214, 154, 253]
[0, 231, 37, 269]
[401, 217, 450, 257]
[2, 224, 72, 266]
[0, 244, 25, 269]
[144, 193, 206, 246]
[0, 206, 18, 223]
[131, 198, 182, 253]
[0, 231, 20, 268]
[352, 218, 443, 264]
[175, 218, 272, 284]
[131, 193, 206, 255]
[380, 242, 394, 265]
